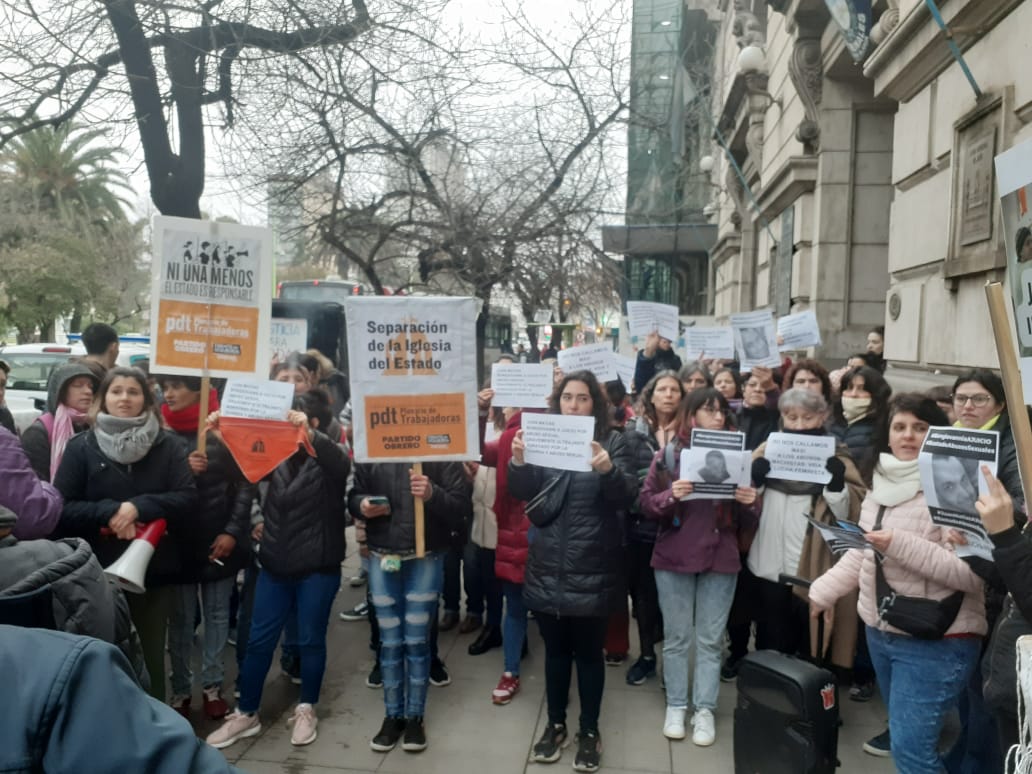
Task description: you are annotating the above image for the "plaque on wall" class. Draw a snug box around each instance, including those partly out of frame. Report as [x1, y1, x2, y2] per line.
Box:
[959, 125, 997, 246]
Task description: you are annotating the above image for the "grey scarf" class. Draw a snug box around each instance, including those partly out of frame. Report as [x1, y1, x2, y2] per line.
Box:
[94, 411, 160, 465]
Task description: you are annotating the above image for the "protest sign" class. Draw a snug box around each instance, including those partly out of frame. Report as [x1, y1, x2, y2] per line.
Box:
[626, 301, 680, 342]
[521, 413, 595, 472]
[344, 296, 479, 463]
[613, 354, 637, 390]
[764, 432, 837, 484]
[996, 139, 1032, 403]
[684, 326, 735, 362]
[221, 378, 295, 421]
[557, 343, 617, 382]
[919, 427, 998, 560]
[680, 429, 749, 500]
[730, 310, 781, 368]
[806, 515, 873, 556]
[270, 318, 308, 363]
[150, 216, 273, 378]
[777, 310, 822, 350]
[490, 363, 552, 409]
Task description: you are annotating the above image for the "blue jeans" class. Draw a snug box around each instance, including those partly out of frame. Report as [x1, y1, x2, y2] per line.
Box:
[944, 658, 1002, 774]
[655, 569, 737, 710]
[369, 552, 444, 718]
[168, 576, 235, 694]
[237, 570, 339, 711]
[866, 626, 980, 774]
[503, 581, 527, 674]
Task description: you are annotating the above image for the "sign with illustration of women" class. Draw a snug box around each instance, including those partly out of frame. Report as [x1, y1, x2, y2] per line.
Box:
[679, 429, 749, 500]
[919, 426, 998, 561]
[150, 216, 274, 379]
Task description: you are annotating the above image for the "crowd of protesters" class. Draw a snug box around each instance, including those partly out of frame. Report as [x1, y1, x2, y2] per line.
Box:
[2, 320, 1032, 774]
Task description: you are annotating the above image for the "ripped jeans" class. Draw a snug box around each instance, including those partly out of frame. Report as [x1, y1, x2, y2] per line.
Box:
[368, 551, 444, 718]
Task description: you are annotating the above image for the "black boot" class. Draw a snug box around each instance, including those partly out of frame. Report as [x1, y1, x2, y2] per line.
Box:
[467, 625, 503, 656]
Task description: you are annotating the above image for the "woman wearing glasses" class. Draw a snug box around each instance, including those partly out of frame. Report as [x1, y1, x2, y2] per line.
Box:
[639, 388, 759, 746]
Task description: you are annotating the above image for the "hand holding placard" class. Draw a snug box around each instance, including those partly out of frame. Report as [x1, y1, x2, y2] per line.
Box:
[521, 413, 595, 472]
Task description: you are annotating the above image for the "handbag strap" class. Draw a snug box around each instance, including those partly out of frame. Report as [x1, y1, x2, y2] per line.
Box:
[873, 506, 894, 606]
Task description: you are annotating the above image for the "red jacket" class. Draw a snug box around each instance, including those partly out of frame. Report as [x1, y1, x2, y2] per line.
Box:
[482, 411, 530, 584]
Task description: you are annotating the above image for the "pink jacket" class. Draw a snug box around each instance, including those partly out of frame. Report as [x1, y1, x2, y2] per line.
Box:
[809, 492, 987, 637]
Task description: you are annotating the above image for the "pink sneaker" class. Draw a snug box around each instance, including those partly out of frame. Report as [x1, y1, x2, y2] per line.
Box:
[492, 672, 520, 705]
[206, 710, 261, 749]
[288, 703, 318, 746]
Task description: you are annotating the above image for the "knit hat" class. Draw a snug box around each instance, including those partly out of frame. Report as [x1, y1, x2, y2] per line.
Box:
[0, 504, 16, 531]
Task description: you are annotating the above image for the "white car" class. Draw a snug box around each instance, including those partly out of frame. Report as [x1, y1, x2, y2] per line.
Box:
[0, 342, 151, 433]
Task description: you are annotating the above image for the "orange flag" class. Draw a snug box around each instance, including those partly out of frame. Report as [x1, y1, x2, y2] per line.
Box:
[216, 417, 316, 483]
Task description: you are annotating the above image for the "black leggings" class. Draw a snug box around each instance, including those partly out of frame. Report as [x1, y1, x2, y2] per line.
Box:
[627, 540, 662, 658]
[535, 614, 608, 733]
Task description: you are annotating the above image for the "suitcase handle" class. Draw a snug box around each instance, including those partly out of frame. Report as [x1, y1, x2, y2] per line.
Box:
[778, 573, 825, 662]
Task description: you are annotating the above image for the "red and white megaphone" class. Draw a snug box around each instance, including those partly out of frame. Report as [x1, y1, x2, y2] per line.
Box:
[103, 519, 167, 594]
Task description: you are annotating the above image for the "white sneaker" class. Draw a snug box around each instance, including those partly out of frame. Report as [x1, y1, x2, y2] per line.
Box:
[663, 706, 687, 739]
[206, 710, 261, 749]
[288, 703, 318, 746]
[691, 708, 715, 747]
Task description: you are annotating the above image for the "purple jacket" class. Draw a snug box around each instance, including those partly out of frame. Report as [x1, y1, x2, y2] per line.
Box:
[639, 445, 759, 575]
[0, 427, 62, 539]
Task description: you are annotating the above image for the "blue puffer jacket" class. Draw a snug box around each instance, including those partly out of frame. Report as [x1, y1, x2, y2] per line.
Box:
[0, 626, 244, 774]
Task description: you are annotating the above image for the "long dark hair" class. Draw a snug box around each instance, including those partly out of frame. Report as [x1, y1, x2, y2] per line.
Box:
[637, 370, 684, 430]
[91, 366, 158, 422]
[674, 387, 731, 441]
[835, 365, 891, 424]
[549, 369, 613, 442]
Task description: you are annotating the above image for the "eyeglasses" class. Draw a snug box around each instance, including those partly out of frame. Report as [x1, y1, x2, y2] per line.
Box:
[952, 393, 994, 407]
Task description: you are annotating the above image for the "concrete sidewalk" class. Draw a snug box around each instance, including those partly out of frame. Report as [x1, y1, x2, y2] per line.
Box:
[196, 543, 896, 774]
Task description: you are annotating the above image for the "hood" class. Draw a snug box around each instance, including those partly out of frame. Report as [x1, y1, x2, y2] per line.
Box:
[45, 362, 99, 414]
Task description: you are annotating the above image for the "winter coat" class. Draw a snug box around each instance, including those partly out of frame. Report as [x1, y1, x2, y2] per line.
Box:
[0, 626, 245, 774]
[0, 426, 63, 540]
[482, 411, 530, 584]
[169, 429, 255, 583]
[735, 394, 780, 451]
[632, 349, 683, 395]
[831, 415, 877, 474]
[639, 437, 759, 575]
[624, 416, 661, 542]
[21, 362, 96, 481]
[508, 427, 638, 618]
[809, 492, 986, 638]
[0, 406, 14, 435]
[982, 525, 1032, 719]
[0, 534, 147, 686]
[349, 460, 471, 556]
[259, 429, 350, 579]
[471, 464, 498, 549]
[53, 428, 197, 587]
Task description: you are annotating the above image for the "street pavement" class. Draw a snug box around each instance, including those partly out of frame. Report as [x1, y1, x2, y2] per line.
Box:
[190, 533, 897, 774]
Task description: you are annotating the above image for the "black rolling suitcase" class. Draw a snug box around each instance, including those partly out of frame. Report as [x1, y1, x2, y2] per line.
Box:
[733, 576, 839, 774]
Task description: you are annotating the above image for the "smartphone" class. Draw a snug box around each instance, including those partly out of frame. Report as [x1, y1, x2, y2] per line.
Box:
[368, 495, 390, 508]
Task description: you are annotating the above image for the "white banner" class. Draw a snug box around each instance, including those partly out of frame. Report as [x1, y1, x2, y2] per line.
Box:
[557, 343, 617, 382]
[996, 139, 1032, 403]
[221, 378, 295, 421]
[344, 296, 480, 462]
[490, 363, 553, 408]
[684, 326, 735, 361]
[626, 301, 680, 342]
[777, 310, 822, 351]
[731, 310, 781, 369]
[764, 432, 837, 484]
[270, 318, 308, 363]
[613, 353, 637, 390]
[521, 413, 595, 472]
[680, 429, 749, 500]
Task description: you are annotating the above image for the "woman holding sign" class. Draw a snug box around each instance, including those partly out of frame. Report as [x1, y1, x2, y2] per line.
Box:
[508, 370, 638, 773]
[808, 394, 986, 773]
[639, 388, 759, 746]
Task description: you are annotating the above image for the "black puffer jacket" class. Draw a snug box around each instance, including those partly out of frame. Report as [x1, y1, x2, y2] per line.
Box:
[0, 534, 147, 688]
[831, 415, 877, 473]
[169, 429, 255, 583]
[508, 428, 638, 618]
[982, 525, 1032, 721]
[349, 461, 471, 556]
[53, 429, 197, 587]
[736, 402, 780, 451]
[259, 430, 350, 578]
[625, 417, 661, 542]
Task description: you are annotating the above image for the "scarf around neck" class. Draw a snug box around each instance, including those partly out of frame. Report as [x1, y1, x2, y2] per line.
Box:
[870, 453, 922, 506]
[49, 403, 89, 481]
[94, 411, 160, 465]
[161, 388, 221, 434]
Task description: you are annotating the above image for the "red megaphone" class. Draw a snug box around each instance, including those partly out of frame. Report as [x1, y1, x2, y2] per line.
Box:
[102, 519, 167, 594]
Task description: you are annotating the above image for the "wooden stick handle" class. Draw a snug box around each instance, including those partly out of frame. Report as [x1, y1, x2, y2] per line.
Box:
[984, 282, 1032, 508]
[413, 461, 426, 558]
[197, 375, 211, 454]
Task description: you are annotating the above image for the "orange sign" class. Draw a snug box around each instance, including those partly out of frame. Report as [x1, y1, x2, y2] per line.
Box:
[364, 392, 468, 458]
[217, 416, 315, 483]
[155, 299, 260, 373]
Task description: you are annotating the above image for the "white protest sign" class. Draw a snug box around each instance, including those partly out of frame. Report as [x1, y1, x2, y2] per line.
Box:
[680, 429, 749, 500]
[731, 310, 781, 369]
[777, 310, 822, 351]
[557, 343, 617, 382]
[613, 354, 637, 390]
[344, 296, 480, 463]
[150, 216, 274, 378]
[996, 139, 1032, 403]
[490, 363, 552, 408]
[764, 432, 837, 484]
[521, 413, 595, 472]
[919, 426, 998, 561]
[534, 308, 552, 324]
[221, 378, 295, 420]
[626, 301, 680, 342]
[684, 326, 735, 361]
[270, 318, 308, 363]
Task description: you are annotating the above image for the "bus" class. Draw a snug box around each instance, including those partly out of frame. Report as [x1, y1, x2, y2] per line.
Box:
[276, 279, 369, 303]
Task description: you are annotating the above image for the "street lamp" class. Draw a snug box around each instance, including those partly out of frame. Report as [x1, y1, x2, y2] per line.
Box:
[737, 45, 766, 74]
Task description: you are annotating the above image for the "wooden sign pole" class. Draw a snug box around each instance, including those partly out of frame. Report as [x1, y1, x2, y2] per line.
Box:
[985, 282, 1032, 507]
[413, 461, 426, 558]
[197, 374, 211, 454]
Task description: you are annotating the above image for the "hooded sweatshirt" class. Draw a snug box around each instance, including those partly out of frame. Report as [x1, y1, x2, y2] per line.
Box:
[21, 362, 97, 482]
